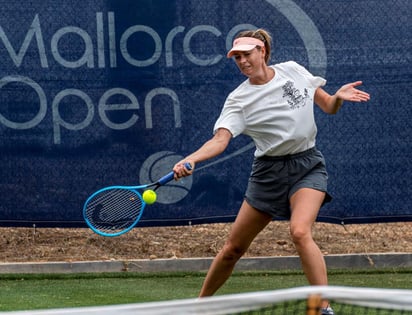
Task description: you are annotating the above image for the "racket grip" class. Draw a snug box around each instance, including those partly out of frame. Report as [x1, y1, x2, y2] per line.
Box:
[184, 162, 193, 171]
[158, 162, 192, 185]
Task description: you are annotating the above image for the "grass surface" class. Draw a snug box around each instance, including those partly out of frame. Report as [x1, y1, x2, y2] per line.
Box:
[1, 268, 411, 311]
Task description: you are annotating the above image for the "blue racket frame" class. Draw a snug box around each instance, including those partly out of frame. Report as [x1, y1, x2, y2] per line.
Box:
[83, 163, 192, 237]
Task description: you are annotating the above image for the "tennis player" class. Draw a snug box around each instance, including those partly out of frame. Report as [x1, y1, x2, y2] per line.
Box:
[173, 28, 370, 315]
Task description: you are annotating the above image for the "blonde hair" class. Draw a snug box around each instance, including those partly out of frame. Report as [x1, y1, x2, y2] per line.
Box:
[235, 29, 272, 64]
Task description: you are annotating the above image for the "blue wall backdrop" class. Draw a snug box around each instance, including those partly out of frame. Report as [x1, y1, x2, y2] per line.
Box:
[0, 0, 411, 227]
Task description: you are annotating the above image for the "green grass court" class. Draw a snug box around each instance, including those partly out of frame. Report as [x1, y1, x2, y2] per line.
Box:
[1, 268, 411, 312]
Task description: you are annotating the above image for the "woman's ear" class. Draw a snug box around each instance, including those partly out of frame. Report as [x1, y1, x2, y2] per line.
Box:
[260, 46, 267, 60]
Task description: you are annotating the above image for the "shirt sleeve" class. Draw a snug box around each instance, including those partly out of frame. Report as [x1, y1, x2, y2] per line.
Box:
[213, 94, 246, 138]
[289, 61, 327, 88]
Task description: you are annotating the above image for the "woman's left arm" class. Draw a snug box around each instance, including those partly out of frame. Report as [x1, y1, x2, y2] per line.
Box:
[314, 81, 370, 114]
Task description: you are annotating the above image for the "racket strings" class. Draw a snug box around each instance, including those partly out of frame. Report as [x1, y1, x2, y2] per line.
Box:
[84, 189, 143, 234]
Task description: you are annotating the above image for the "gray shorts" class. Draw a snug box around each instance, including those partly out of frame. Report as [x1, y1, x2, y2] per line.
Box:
[244, 147, 332, 219]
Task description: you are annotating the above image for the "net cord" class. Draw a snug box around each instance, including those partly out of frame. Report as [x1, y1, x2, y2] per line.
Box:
[4, 286, 412, 315]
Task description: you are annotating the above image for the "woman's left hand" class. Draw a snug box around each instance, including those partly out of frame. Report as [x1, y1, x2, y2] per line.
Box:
[336, 81, 370, 102]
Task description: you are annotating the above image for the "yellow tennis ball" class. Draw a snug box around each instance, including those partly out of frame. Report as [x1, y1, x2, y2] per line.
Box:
[142, 190, 157, 205]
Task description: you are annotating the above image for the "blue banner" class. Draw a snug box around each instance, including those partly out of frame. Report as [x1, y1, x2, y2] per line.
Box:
[0, 0, 411, 227]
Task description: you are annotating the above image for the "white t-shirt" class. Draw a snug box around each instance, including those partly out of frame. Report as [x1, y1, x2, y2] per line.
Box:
[213, 61, 326, 157]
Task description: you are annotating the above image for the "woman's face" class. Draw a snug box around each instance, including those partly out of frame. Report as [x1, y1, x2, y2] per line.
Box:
[233, 47, 266, 78]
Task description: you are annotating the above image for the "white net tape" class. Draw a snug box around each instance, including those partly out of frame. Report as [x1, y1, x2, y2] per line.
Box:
[3, 286, 412, 315]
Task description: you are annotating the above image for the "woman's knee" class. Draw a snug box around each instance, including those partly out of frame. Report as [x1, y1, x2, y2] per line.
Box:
[220, 241, 247, 262]
[289, 224, 312, 246]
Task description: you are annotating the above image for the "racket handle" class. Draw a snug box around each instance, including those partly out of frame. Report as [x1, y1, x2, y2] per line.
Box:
[158, 162, 192, 185]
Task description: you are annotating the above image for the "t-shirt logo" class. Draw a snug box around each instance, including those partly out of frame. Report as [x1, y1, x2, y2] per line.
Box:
[282, 80, 310, 110]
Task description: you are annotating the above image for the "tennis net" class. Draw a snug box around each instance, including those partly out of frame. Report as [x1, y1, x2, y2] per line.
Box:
[3, 286, 412, 314]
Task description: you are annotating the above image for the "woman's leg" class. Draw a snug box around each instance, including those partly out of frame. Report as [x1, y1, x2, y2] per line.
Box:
[199, 200, 272, 297]
[289, 188, 329, 307]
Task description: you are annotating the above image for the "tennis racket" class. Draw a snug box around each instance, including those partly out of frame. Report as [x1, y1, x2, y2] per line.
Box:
[83, 162, 192, 237]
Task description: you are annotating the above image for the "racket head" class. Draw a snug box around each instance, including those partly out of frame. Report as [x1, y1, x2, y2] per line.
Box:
[83, 186, 145, 237]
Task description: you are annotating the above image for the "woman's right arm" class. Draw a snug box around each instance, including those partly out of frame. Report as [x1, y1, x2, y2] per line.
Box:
[173, 128, 232, 178]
